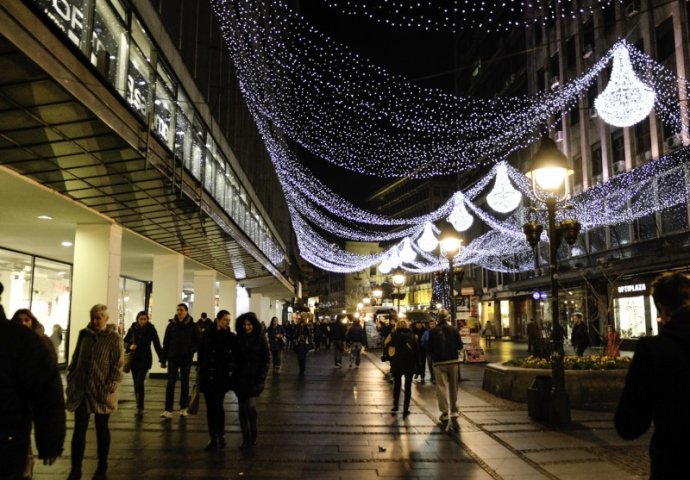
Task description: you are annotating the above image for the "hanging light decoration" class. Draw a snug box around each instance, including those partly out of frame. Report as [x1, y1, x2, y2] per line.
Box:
[378, 259, 392, 274]
[447, 194, 474, 232]
[486, 162, 522, 213]
[594, 44, 656, 128]
[399, 237, 417, 263]
[417, 222, 439, 252]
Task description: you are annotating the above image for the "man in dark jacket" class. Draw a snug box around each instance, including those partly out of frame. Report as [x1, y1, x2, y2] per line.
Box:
[346, 320, 368, 368]
[570, 313, 589, 356]
[160, 303, 200, 419]
[615, 272, 690, 479]
[331, 316, 348, 368]
[427, 310, 463, 425]
[0, 317, 66, 478]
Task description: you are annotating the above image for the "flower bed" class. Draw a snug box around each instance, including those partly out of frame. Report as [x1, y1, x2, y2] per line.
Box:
[482, 357, 630, 408]
[504, 355, 631, 370]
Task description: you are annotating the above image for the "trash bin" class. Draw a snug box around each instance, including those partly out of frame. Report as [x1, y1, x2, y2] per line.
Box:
[527, 375, 551, 421]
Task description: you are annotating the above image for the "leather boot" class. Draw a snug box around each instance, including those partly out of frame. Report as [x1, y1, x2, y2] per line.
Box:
[217, 435, 226, 449]
[92, 461, 107, 480]
[204, 437, 218, 451]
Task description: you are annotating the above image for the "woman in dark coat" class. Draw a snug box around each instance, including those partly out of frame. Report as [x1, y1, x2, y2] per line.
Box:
[266, 316, 286, 374]
[231, 312, 269, 448]
[197, 310, 235, 450]
[384, 319, 420, 417]
[123, 311, 163, 417]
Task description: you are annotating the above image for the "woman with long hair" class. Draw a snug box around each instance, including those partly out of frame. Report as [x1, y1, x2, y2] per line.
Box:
[384, 319, 420, 417]
[231, 312, 269, 448]
[198, 309, 235, 450]
[123, 311, 163, 417]
[266, 316, 286, 374]
[66, 304, 123, 480]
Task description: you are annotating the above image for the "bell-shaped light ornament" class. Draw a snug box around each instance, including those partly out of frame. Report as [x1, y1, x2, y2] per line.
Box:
[594, 45, 656, 128]
[387, 250, 401, 269]
[378, 258, 392, 274]
[399, 237, 417, 263]
[487, 163, 522, 213]
[417, 222, 438, 252]
[447, 194, 473, 232]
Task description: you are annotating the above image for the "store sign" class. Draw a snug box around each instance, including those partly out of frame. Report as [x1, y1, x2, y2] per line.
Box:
[33, 0, 86, 48]
[617, 283, 646, 294]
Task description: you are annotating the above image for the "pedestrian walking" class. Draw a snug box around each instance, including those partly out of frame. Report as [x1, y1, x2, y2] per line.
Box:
[331, 315, 347, 368]
[160, 303, 200, 419]
[292, 316, 312, 375]
[231, 312, 269, 448]
[0, 302, 65, 480]
[198, 310, 235, 451]
[605, 325, 621, 358]
[10, 309, 61, 479]
[427, 310, 463, 427]
[420, 319, 437, 383]
[570, 313, 589, 356]
[615, 271, 690, 479]
[66, 304, 123, 480]
[482, 320, 496, 348]
[346, 319, 368, 368]
[526, 318, 540, 356]
[123, 311, 163, 417]
[267, 316, 286, 374]
[50, 324, 63, 356]
[196, 312, 214, 335]
[385, 319, 420, 417]
[412, 320, 428, 383]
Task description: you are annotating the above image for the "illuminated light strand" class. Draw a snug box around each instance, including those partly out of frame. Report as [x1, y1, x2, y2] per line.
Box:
[212, 0, 631, 177]
[594, 44, 656, 128]
[319, 0, 623, 33]
[215, 0, 685, 177]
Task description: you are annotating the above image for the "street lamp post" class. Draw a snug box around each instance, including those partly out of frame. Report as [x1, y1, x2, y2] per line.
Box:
[372, 285, 383, 306]
[523, 137, 581, 427]
[391, 268, 406, 314]
[438, 222, 463, 321]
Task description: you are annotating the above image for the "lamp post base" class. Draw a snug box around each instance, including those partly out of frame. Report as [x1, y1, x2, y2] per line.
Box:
[548, 389, 572, 427]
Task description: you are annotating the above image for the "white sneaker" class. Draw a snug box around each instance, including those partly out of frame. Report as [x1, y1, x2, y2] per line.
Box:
[160, 410, 173, 419]
[179, 408, 188, 417]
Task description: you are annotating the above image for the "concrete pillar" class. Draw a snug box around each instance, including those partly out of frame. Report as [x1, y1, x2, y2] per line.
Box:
[218, 278, 237, 322]
[70, 223, 122, 334]
[249, 291, 264, 319]
[150, 253, 184, 374]
[193, 270, 216, 320]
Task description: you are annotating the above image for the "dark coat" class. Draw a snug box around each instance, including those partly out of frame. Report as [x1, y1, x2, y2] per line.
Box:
[197, 325, 235, 394]
[614, 306, 690, 479]
[124, 321, 163, 371]
[231, 332, 270, 398]
[0, 321, 65, 467]
[267, 324, 286, 351]
[385, 328, 419, 377]
[330, 320, 347, 342]
[346, 322, 368, 347]
[427, 321, 463, 364]
[571, 322, 589, 349]
[161, 314, 200, 364]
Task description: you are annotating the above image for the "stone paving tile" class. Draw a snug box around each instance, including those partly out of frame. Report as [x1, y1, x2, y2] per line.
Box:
[29, 341, 656, 479]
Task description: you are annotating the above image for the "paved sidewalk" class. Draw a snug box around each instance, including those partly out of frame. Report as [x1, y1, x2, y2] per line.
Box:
[32, 342, 649, 479]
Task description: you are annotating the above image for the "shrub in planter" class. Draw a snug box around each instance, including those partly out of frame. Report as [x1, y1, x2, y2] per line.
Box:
[504, 354, 631, 370]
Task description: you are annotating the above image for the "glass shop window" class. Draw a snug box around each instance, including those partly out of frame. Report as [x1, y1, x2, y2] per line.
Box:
[153, 61, 176, 149]
[32, 0, 89, 50]
[32, 257, 72, 364]
[0, 249, 33, 314]
[126, 43, 150, 121]
[174, 91, 193, 164]
[189, 116, 206, 180]
[92, 0, 127, 88]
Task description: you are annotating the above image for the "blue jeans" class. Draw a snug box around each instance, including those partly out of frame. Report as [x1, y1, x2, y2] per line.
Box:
[165, 359, 191, 411]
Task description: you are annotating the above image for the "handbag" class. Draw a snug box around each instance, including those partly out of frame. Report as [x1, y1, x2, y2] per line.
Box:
[122, 349, 135, 373]
[187, 383, 200, 415]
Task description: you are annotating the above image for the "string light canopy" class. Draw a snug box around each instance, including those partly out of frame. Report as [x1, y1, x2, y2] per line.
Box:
[594, 44, 656, 128]
[319, 0, 624, 33]
[486, 162, 523, 213]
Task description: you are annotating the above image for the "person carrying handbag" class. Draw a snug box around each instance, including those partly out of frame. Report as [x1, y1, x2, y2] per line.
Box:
[123, 311, 163, 418]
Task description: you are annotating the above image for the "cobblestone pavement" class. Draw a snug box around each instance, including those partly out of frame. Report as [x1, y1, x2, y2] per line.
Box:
[31, 340, 649, 479]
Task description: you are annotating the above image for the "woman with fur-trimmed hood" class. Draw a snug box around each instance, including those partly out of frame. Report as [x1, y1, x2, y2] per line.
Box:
[65, 304, 123, 480]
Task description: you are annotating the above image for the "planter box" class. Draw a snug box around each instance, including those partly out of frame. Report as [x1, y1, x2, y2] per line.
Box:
[482, 362, 627, 408]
